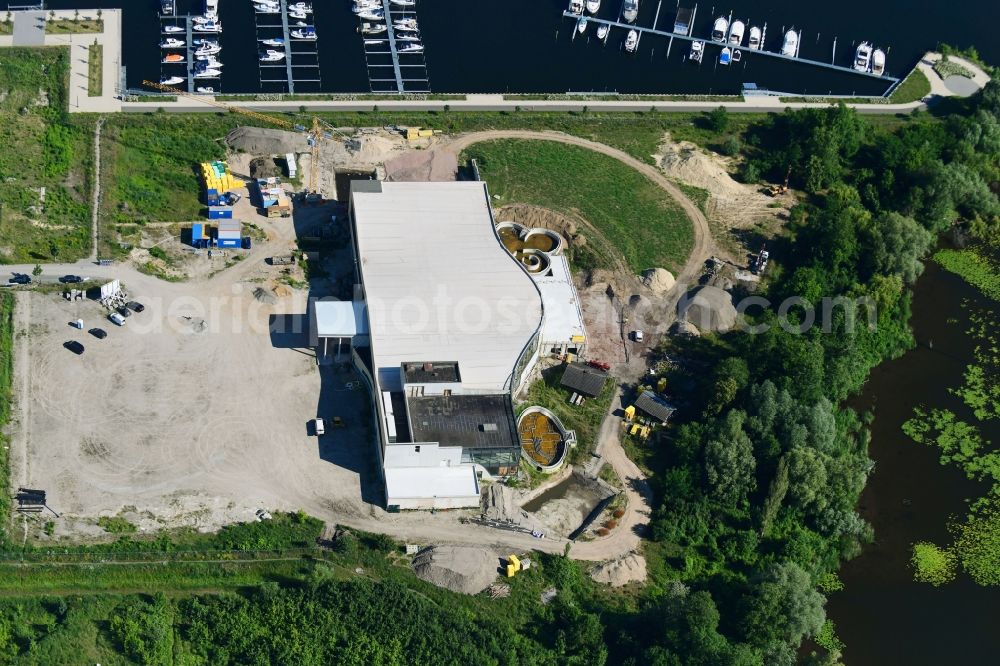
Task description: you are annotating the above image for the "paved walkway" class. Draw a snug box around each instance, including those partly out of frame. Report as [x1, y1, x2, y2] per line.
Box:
[0, 9, 122, 113]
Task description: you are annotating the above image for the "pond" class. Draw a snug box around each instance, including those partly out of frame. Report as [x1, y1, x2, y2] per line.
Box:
[829, 262, 1000, 665]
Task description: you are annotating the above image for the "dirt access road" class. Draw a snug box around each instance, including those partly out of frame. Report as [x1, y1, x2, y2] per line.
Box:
[440, 131, 714, 561]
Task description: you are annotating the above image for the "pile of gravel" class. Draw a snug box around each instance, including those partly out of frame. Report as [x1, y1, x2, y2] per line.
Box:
[412, 545, 499, 595]
[678, 285, 738, 333]
[641, 268, 676, 294]
[226, 126, 310, 155]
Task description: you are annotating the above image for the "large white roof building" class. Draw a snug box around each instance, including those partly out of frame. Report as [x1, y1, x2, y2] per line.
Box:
[351, 181, 542, 394]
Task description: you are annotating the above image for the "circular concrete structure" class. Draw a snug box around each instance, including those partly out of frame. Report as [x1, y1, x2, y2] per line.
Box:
[518, 406, 569, 473]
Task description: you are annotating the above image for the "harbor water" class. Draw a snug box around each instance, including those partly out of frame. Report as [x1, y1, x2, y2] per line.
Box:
[20, 0, 1000, 95]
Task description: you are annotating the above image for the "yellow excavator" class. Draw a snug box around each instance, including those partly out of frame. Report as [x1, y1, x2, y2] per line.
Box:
[143, 80, 339, 199]
[765, 165, 792, 197]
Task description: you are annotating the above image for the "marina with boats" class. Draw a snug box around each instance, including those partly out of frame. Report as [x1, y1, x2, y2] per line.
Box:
[252, 0, 321, 94]
[158, 0, 225, 93]
[355, 0, 431, 93]
[564, 1, 900, 92]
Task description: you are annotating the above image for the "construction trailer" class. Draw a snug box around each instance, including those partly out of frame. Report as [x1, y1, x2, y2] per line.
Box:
[217, 219, 242, 248]
[190, 223, 209, 248]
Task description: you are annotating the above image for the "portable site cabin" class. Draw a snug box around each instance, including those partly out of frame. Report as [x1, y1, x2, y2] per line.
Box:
[190, 223, 209, 248]
[208, 206, 233, 220]
[285, 153, 297, 179]
[216, 219, 242, 248]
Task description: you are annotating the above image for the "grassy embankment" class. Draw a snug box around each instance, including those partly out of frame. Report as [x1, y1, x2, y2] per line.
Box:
[0, 48, 94, 264]
[87, 43, 102, 97]
[890, 67, 932, 104]
[464, 139, 694, 274]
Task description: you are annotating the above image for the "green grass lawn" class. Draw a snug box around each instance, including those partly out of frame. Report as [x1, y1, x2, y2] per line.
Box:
[890, 68, 932, 104]
[521, 365, 615, 462]
[465, 139, 694, 273]
[0, 48, 94, 264]
[45, 18, 103, 34]
[87, 43, 102, 97]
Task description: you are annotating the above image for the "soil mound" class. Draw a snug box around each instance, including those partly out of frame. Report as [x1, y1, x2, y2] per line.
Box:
[590, 552, 648, 587]
[642, 268, 676, 294]
[226, 127, 310, 155]
[384, 149, 458, 181]
[678, 285, 737, 332]
[412, 545, 499, 595]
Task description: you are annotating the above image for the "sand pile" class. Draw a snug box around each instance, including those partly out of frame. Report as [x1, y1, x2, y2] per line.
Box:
[384, 149, 459, 182]
[642, 268, 676, 294]
[482, 483, 526, 523]
[658, 140, 745, 198]
[590, 552, 648, 587]
[678, 285, 738, 333]
[226, 127, 310, 155]
[412, 545, 499, 595]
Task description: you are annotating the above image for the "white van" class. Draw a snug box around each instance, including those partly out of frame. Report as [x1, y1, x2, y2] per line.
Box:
[109, 312, 126, 326]
[314, 418, 325, 436]
[632, 330, 644, 343]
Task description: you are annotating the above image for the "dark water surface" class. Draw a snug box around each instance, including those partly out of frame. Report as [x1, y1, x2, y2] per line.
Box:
[18, 0, 1000, 94]
[828, 263, 1000, 666]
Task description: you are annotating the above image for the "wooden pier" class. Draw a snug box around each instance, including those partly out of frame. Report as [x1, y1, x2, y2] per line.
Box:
[562, 8, 900, 83]
[360, 0, 430, 94]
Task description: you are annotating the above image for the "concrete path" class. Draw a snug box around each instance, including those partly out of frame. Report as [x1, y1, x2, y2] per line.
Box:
[0, 9, 122, 113]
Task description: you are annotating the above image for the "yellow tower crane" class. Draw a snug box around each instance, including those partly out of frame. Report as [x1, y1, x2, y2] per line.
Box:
[142, 80, 336, 198]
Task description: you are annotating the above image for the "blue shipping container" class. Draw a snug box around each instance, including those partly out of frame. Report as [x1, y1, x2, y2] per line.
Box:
[207, 206, 233, 220]
[217, 239, 241, 248]
[206, 188, 219, 205]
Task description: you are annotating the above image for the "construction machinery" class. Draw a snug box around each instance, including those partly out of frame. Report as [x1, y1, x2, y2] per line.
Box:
[765, 165, 791, 196]
[142, 79, 340, 199]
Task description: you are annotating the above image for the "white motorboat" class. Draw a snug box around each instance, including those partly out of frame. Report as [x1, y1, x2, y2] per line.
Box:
[289, 2, 313, 12]
[254, 3, 280, 13]
[204, 0, 219, 17]
[195, 43, 222, 55]
[193, 68, 222, 78]
[732, 49, 742, 63]
[596, 24, 609, 40]
[395, 34, 421, 42]
[196, 57, 224, 69]
[193, 21, 222, 33]
[260, 38, 284, 47]
[711, 17, 728, 42]
[569, 0, 584, 15]
[196, 86, 215, 93]
[781, 28, 798, 57]
[622, 0, 639, 23]
[160, 76, 184, 85]
[364, 39, 385, 46]
[689, 39, 704, 63]
[357, 10, 384, 21]
[260, 49, 285, 62]
[577, 17, 588, 34]
[872, 48, 886, 76]
[728, 20, 744, 46]
[353, 1, 381, 12]
[192, 14, 215, 23]
[360, 22, 386, 34]
[163, 25, 184, 33]
[161, 1, 173, 16]
[748, 26, 762, 50]
[719, 46, 732, 65]
[399, 43, 424, 53]
[162, 53, 185, 64]
[624, 28, 638, 52]
[586, 0, 601, 14]
[288, 9, 308, 19]
[394, 18, 418, 28]
[160, 38, 185, 48]
[390, 0, 415, 5]
[854, 41, 873, 72]
[291, 27, 317, 39]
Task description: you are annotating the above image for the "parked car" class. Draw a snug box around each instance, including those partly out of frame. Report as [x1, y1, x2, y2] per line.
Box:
[8, 274, 31, 285]
[89, 327, 107, 339]
[632, 330, 644, 343]
[116, 306, 132, 318]
[108, 312, 126, 326]
[63, 340, 85, 355]
[59, 275, 84, 283]
[126, 301, 145, 313]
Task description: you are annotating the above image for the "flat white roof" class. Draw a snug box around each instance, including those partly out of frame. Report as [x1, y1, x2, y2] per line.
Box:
[535, 255, 587, 345]
[312, 300, 369, 338]
[384, 466, 480, 501]
[352, 182, 542, 392]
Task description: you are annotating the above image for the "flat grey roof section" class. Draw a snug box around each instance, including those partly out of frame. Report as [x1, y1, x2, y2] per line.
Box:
[560, 363, 609, 398]
[407, 394, 518, 450]
[313, 300, 369, 337]
[352, 181, 542, 392]
[13, 12, 46, 46]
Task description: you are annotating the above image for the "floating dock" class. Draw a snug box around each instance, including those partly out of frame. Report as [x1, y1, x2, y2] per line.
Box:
[359, 0, 430, 94]
[563, 4, 900, 85]
[253, 0, 322, 93]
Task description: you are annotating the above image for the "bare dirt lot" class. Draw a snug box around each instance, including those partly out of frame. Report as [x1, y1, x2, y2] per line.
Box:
[9, 266, 378, 539]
